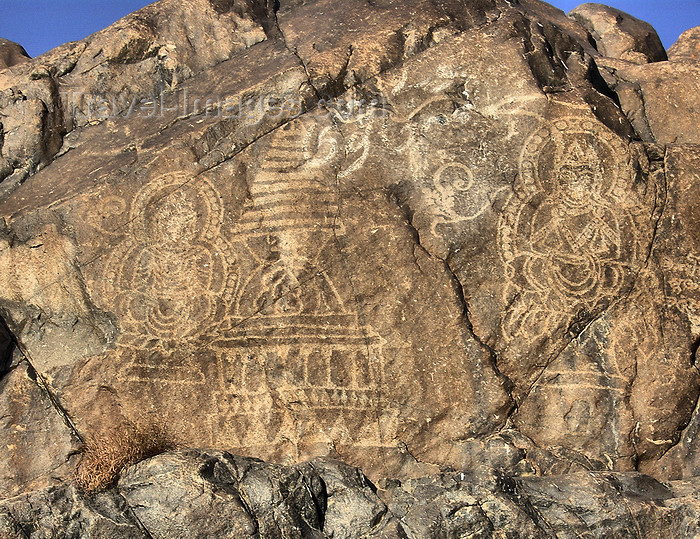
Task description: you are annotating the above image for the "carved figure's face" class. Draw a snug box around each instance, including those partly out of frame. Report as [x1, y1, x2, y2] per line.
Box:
[558, 163, 600, 202]
[145, 190, 198, 246]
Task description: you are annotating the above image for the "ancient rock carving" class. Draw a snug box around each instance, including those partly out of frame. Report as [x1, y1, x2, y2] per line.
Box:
[660, 167, 700, 335]
[517, 311, 643, 468]
[102, 174, 235, 344]
[332, 96, 382, 180]
[499, 116, 643, 341]
[424, 163, 495, 236]
[97, 119, 385, 453]
[375, 71, 504, 241]
[664, 255, 700, 335]
[211, 119, 385, 451]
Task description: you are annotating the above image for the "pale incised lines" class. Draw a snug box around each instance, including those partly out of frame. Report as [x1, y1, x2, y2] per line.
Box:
[207, 118, 385, 447]
[499, 117, 643, 339]
[98, 117, 386, 448]
[422, 162, 504, 236]
[102, 172, 235, 343]
[236, 121, 341, 235]
[507, 116, 655, 462]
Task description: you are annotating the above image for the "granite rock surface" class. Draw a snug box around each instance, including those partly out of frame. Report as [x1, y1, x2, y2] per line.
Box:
[669, 25, 700, 60]
[0, 39, 30, 70]
[568, 3, 667, 63]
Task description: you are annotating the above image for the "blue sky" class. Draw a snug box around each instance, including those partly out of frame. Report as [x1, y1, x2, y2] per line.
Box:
[0, 0, 697, 58]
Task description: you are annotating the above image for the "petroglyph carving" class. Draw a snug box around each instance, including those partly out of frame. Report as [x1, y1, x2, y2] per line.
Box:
[101, 119, 386, 450]
[499, 117, 643, 339]
[422, 163, 500, 235]
[519, 316, 640, 465]
[338, 122, 374, 180]
[662, 253, 700, 334]
[102, 173, 236, 343]
[214, 118, 385, 448]
[611, 304, 660, 373]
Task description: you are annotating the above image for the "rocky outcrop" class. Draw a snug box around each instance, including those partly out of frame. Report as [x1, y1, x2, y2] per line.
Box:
[0, 361, 79, 499]
[0, 39, 29, 70]
[3, 449, 700, 537]
[596, 56, 700, 144]
[568, 3, 667, 63]
[0, 0, 266, 195]
[669, 25, 700, 60]
[640, 144, 700, 479]
[1, 0, 700, 534]
[578, 12, 699, 145]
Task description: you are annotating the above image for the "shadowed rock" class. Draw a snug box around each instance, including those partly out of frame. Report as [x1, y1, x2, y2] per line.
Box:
[595, 21, 700, 145]
[0, 39, 29, 70]
[4, 450, 700, 537]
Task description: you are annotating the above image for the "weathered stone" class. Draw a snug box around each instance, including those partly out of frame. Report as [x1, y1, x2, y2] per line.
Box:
[568, 3, 667, 63]
[0, 39, 29, 70]
[517, 0, 599, 57]
[303, 458, 393, 538]
[597, 56, 700, 144]
[0, 0, 267, 191]
[7, 450, 700, 537]
[274, 0, 460, 94]
[0, 0, 545, 481]
[0, 362, 79, 498]
[669, 25, 700, 60]
[0, 483, 147, 537]
[0, 223, 118, 373]
[639, 145, 700, 480]
[383, 468, 700, 537]
[119, 450, 397, 538]
[118, 450, 261, 538]
[1, 0, 700, 522]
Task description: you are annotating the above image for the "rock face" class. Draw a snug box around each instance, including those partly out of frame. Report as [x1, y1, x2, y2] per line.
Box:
[5, 449, 700, 538]
[0, 361, 79, 499]
[0, 0, 266, 196]
[1, 0, 700, 534]
[669, 26, 700, 60]
[596, 57, 700, 145]
[0, 39, 30, 70]
[568, 3, 667, 63]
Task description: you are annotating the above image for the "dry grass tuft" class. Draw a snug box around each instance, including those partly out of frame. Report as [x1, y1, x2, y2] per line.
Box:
[74, 419, 176, 494]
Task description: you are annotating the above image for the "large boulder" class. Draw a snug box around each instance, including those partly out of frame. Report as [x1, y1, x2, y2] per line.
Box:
[669, 25, 700, 60]
[568, 3, 667, 63]
[0, 0, 266, 195]
[0, 483, 149, 537]
[596, 56, 700, 144]
[593, 20, 700, 145]
[0, 39, 29, 70]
